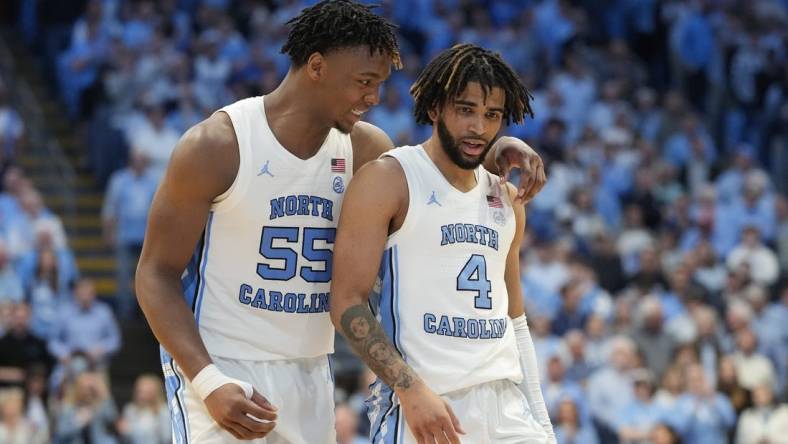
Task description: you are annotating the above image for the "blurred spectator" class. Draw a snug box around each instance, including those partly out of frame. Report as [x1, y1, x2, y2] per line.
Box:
[654, 365, 685, 411]
[117, 374, 170, 444]
[5, 188, 67, 260]
[0, 303, 53, 387]
[335, 402, 366, 444]
[615, 369, 665, 444]
[54, 371, 118, 444]
[588, 336, 637, 441]
[735, 383, 788, 444]
[26, 248, 68, 339]
[367, 88, 414, 146]
[716, 355, 751, 417]
[47, 278, 121, 370]
[125, 104, 179, 180]
[632, 297, 676, 379]
[731, 327, 776, 392]
[0, 241, 23, 305]
[670, 364, 736, 444]
[552, 280, 589, 336]
[554, 397, 598, 444]
[560, 329, 596, 384]
[102, 148, 158, 319]
[0, 387, 47, 444]
[543, 354, 589, 426]
[726, 225, 779, 286]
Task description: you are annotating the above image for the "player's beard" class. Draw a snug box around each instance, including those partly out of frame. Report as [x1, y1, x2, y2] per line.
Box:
[437, 117, 493, 170]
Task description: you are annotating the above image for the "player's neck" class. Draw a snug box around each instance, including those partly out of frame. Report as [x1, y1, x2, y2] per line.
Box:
[422, 137, 477, 192]
[263, 74, 333, 160]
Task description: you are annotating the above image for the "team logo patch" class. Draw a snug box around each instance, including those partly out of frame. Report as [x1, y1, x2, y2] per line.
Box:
[493, 210, 506, 226]
[333, 176, 345, 193]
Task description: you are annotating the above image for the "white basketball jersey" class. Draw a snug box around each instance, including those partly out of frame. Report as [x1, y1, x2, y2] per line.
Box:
[371, 145, 522, 395]
[181, 96, 353, 360]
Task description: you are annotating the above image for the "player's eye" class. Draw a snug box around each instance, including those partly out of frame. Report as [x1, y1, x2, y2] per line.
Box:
[359, 79, 371, 86]
[486, 112, 502, 120]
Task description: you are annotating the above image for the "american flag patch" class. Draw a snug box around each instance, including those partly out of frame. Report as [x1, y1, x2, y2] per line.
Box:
[331, 158, 346, 173]
[487, 195, 503, 208]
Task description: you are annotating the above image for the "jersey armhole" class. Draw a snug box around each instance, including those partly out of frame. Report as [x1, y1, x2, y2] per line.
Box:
[382, 153, 415, 245]
[211, 110, 252, 214]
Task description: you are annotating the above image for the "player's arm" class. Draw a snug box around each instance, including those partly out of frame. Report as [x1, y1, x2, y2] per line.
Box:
[503, 183, 557, 443]
[350, 121, 394, 173]
[136, 113, 276, 440]
[330, 158, 464, 444]
[483, 137, 547, 204]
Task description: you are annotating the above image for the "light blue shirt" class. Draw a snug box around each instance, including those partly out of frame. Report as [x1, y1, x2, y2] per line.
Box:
[669, 393, 736, 444]
[47, 300, 121, 361]
[103, 168, 159, 245]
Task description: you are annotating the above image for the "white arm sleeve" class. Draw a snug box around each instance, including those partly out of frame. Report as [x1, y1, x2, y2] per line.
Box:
[513, 314, 556, 443]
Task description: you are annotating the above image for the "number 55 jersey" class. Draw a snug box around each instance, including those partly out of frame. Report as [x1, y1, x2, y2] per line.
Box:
[371, 145, 522, 395]
[183, 96, 353, 361]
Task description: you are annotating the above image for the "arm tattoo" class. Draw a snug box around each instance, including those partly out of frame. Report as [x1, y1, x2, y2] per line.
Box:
[339, 304, 417, 390]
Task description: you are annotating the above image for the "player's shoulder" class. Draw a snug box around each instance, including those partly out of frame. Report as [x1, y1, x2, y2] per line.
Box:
[165, 112, 239, 197]
[350, 121, 395, 171]
[179, 112, 237, 156]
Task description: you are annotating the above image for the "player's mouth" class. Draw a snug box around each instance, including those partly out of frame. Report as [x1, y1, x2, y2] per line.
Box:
[351, 108, 367, 118]
[460, 139, 487, 156]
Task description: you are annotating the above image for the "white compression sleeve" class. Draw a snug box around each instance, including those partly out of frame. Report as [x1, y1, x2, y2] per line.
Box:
[513, 314, 556, 443]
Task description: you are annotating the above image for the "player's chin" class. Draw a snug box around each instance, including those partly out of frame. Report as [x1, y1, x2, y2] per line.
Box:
[333, 120, 355, 135]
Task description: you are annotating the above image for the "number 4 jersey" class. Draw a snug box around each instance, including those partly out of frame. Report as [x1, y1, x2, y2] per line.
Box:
[372, 145, 522, 395]
[181, 96, 352, 361]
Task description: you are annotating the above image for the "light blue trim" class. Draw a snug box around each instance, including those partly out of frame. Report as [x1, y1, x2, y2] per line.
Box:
[194, 211, 215, 324]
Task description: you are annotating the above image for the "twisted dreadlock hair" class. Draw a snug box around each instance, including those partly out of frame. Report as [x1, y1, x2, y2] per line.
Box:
[281, 0, 402, 69]
[410, 44, 533, 126]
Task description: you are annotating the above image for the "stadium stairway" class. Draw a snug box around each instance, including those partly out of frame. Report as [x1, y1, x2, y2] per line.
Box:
[2, 32, 160, 405]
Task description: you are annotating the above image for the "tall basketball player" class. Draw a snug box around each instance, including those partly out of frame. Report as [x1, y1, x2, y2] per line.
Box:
[136, 1, 546, 443]
[331, 44, 556, 443]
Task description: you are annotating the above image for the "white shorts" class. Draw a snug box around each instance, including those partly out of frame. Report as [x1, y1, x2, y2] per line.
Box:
[367, 379, 548, 444]
[161, 348, 336, 444]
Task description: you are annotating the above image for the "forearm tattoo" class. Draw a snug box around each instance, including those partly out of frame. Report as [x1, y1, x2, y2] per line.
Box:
[339, 304, 416, 390]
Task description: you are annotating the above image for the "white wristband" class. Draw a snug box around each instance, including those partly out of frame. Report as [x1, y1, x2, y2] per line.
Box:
[191, 364, 253, 401]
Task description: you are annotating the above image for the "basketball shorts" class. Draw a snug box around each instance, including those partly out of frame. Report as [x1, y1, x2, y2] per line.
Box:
[161, 349, 336, 444]
[367, 378, 548, 443]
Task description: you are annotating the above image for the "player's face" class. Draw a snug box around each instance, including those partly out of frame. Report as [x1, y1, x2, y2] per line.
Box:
[434, 82, 505, 169]
[321, 46, 391, 134]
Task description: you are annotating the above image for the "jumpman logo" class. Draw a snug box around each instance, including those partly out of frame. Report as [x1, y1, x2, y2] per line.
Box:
[427, 191, 441, 206]
[257, 160, 274, 177]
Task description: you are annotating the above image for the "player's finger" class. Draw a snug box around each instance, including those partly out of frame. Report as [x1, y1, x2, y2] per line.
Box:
[251, 390, 279, 412]
[244, 398, 278, 421]
[439, 419, 461, 444]
[236, 413, 276, 436]
[435, 429, 451, 444]
[496, 155, 511, 184]
[220, 420, 248, 440]
[445, 403, 466, 435]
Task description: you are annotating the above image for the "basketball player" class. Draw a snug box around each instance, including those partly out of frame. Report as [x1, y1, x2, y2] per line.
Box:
[331, 44, 556, 443]
[136, 1, 546, 443]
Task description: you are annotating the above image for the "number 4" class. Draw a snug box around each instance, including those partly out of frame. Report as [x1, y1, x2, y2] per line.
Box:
[457, 254, 492, 309]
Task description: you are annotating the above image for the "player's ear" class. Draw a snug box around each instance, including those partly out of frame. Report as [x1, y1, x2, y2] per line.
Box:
[427, 105, 440, 124]
[305, 52, 326, 81]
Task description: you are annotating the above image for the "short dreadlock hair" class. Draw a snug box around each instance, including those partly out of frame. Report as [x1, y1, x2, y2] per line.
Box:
[410, 44, 533, 126]
[281, 0, 402, 69]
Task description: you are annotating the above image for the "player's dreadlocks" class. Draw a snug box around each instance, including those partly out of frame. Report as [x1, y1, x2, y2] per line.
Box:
[411, 43, 533, 126]
[281, 0, 402, 69]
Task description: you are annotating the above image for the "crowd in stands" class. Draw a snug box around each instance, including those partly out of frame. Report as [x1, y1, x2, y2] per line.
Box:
[0, 0, 785, 443]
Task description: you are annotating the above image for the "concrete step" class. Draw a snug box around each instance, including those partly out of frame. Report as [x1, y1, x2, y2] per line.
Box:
[64, 215, 102, 230]
[76, 256, 115, 273]
[45, 193, 103, 211]
[69, 236, 107, 250]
